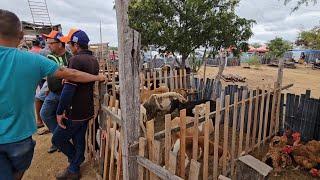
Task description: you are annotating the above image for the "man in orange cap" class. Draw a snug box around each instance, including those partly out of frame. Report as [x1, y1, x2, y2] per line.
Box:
[52, 29, 99, 179]
[40, 30, 72, 154]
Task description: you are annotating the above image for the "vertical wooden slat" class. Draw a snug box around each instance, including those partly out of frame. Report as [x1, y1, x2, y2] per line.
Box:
[138, 137, 146, 180]
[223, 95, 230, 175]
[275, 87, 282, 134]
[192, 106, 200, 160]
[203, 120, 209, 180]
[159, 69, 163, 86]
[213, 99, 221, 180]
[179, 69, 183, 89]
[168, 152, 177, 175]
[257, 86, 266, 147]
[153, 140, 161, 180]
[164, 68, 168, 88]
[230, 93, 238, 177]
[147, 72, 151, 90]
[116, 130, 123, 180]
[263, 85, 271, 143]
[183, 69, 187, 89]
[99, 130, 106, 174]
[238, 90, 247, 156]
[140, 72, 144, 90]
[147, 120, 155, 179]
[245, 90, 253, 152]
[153, 71, 157, 90]
[170, 69, 174, 91]
[174, 70, 178, 90]
[109, 101, 119, 180]
[251, 87, 260, 147]
[269, 83, 277, 138]
[109, 122, 117, 180]
[103, 109, 112, 180]
[165, 114, 172, 168]
[188, 159, 200, 180]
[179, 109, 186, 179]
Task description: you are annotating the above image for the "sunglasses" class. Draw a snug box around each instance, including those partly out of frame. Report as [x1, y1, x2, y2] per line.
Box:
[47, 41, 60, 45]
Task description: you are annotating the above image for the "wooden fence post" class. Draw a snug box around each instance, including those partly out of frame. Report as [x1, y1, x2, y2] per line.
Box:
[213, 99, 221, 179]
[115, 1, 141, 179]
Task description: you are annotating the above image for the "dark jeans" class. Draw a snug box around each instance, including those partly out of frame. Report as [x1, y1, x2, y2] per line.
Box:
[52, 120, 88, 173]
[40, 92, 60, 133]
[0, 137, 35, 180]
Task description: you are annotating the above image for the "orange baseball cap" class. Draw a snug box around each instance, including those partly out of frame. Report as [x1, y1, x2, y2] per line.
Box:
[42, 30, 65, 42]
[59, 28, 79, 43]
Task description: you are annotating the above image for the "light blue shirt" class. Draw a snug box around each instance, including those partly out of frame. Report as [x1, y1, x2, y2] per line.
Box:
[0, 45, 58, 144]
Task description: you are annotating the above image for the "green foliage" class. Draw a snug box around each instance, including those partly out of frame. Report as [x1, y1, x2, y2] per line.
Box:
[189, 52, 203, 73]
[247, 55, 260, 67]
[128, 0, 255, 67]
[109, 46, 118, 51]
[232, 42, 249, 58]
[297, 27, 320, 49]
[251, 43, 261, 48]
[267, 37, 292, 59]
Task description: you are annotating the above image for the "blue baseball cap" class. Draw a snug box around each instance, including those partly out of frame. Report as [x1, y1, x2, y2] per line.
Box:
[61, 29, 90, 45]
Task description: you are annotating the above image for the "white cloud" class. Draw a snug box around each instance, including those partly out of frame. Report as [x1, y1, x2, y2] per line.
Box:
[1, 0, 319, 46]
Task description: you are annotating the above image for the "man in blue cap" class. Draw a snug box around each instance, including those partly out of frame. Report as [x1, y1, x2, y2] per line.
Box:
[52, 29, 99, 179]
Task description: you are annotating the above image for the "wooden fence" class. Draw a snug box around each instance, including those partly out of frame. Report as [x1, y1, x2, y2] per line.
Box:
[88, 62, 286, 179]
[137, 83, 284, 179]
[285, 90, 320, 141]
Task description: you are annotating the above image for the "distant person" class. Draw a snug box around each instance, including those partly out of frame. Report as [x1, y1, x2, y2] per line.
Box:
[40, 30, 72, 153]
[52, 29, 99, 180]
[0, 9, 104, 180]
[29, 39, 41, 53]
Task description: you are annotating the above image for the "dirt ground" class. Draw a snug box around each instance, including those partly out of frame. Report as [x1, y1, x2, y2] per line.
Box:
[199, 64, 320, 98]
[23, 130, 96, 180]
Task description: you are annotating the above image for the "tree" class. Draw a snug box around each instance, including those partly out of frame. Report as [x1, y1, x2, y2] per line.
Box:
[296, 27, 320, 49]
[267, 37, 292, 59]
[284, 0, 317, 11]
[128, 0, 254, 67]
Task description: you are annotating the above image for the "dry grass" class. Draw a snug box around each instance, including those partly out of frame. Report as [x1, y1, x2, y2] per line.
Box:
[23, 131, 96, 180]
[199, 64, 320, 98]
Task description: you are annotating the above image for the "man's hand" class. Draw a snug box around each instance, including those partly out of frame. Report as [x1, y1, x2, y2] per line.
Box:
[56, 114, 67, 129]
[97, 74, 106, 82]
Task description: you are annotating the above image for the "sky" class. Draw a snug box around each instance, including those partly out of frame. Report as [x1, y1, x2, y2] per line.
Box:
[2, 0, 319, 46]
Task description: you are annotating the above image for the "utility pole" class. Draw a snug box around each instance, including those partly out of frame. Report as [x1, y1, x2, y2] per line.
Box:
[115, 0, 141, 179]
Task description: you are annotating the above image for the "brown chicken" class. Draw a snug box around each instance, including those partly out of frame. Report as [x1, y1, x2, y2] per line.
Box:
[264, 136, 292, 173]
[291, 133, 320, 169]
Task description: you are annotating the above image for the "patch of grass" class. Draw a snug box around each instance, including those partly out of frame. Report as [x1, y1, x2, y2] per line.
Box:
[247, 55, 261, 69]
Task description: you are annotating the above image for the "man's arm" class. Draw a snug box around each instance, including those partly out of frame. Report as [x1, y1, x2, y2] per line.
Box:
[56, 82, 77, 129]
[53, 66, 105, 83]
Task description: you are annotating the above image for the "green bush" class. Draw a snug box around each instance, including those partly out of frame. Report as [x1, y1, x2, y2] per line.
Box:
[189, 53, 203, 73]
[247, 55, 261, 68]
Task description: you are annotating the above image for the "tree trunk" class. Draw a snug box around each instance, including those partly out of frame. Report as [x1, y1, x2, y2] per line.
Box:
[115, 1, 141, 179]
[211, 51, 226, 101]
[181, 54, 188, 68]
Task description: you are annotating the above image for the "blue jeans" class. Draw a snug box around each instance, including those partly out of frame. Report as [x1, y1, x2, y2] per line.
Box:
[52, 120, 88, 173]
[40, 92, 60, 133]
[0, 137, 35, 180]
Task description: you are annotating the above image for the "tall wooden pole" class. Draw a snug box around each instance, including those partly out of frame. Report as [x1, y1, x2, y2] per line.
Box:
[115, 0, 141, 179]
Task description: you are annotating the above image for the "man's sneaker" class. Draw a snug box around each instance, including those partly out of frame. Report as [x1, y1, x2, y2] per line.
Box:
[55, 169, 80, 180]
[48, 145, 58, 153]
